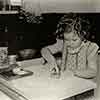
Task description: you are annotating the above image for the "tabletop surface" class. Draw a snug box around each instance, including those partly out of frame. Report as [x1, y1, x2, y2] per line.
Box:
[0, 59, 97, 100]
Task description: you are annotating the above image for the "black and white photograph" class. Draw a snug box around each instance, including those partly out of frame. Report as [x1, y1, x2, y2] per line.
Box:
[0, 0, 100, 100]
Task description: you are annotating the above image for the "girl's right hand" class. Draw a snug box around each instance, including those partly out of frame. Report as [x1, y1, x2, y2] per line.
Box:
[51, 67, 59, 74]
[50, 67, 61, 79]
[60, 64, 66, 72]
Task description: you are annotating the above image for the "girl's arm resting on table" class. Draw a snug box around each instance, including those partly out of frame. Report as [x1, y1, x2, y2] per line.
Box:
[60, 41, 68, 72]
[87, 43, 99, 72]
[74, 43, 99, 79]
[85, 43, 99, 78]
[41, 47, 59, 73]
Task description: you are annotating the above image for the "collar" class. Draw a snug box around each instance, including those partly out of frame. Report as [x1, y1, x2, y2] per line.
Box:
[67, 42, 85, 54]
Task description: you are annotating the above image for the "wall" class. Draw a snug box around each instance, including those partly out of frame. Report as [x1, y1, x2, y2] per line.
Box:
[22, 0, 96, 15]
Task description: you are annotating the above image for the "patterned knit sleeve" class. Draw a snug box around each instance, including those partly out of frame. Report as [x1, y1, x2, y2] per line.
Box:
[46, 39, 63, 54]
[87, 42, 99, 70]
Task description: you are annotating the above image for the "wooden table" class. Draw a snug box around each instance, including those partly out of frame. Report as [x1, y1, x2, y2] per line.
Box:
[0, 59, 97, 100]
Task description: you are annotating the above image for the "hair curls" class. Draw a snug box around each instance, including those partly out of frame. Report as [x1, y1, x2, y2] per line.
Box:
[56, 14, 90, 40]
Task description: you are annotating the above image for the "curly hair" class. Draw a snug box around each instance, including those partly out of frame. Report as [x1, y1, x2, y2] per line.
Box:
[56, 13, 90, 41]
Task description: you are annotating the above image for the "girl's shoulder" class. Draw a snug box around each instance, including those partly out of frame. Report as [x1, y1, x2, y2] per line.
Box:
[84, 41, 99, 49]
[84, 41, 99, 55]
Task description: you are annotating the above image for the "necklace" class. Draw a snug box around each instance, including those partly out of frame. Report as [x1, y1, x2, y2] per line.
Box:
[67, 42, 84, 54]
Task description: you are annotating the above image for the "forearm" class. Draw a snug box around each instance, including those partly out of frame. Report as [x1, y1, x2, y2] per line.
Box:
[74, 57, 98, 79]
[41, 47, 61, 74]
[61, 41, 67, 71]
[87, 52, 98, 73]
[41, 47, 57, 66]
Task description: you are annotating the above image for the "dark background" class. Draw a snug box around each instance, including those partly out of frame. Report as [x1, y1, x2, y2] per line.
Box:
[0, 13, 99, 60]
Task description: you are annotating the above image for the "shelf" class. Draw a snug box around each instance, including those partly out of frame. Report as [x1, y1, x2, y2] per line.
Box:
[0, 11, 18, 14]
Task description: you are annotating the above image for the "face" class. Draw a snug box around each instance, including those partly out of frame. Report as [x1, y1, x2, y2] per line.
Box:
[64, 31, 82, 49]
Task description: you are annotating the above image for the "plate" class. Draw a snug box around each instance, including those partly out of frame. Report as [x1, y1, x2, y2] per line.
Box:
[14, 70, 30, 75]
[0, 69, 33, 80]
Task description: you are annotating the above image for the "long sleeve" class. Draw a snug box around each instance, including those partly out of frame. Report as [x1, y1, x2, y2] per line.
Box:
[87, 43, 99, 71]
[60, 40, 68, 71]
[41, 46, 59, 73]
[74, 42, 99, 79]
[41, 39, 63, 73]
[45, 39, 63, 54]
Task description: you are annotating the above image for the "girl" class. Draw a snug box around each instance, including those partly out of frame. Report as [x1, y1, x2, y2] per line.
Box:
[41, 15, 99, 79]
[60, 17, 99, 79]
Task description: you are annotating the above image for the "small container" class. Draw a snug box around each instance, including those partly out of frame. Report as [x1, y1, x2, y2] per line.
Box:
[8, 55, 17, 65]
[0, 42, 8, 66]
